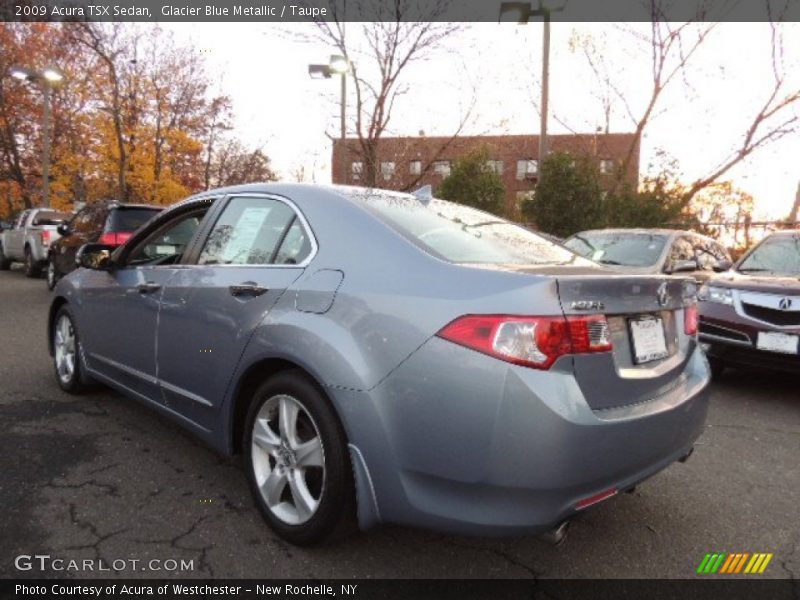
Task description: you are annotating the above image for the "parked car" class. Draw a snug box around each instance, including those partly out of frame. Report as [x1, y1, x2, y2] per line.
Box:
[564, 229, 732, 282]
[46, 201, 162, 290]
[48, 183, 710, 545]
[699, 230, 800, 376]
[0, 208, 72, 277]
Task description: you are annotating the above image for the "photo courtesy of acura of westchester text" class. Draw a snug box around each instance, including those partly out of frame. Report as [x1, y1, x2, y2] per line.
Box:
[0, 0, 799, 595]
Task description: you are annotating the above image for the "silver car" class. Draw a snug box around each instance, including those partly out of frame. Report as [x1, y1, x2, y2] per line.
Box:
[48, 184, 710, 545]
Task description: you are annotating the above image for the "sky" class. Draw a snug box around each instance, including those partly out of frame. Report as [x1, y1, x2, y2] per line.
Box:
[165, 21, 800, 220]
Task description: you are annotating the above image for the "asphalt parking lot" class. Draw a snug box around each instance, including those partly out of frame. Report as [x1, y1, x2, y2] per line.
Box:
[0, 268, 798, 580]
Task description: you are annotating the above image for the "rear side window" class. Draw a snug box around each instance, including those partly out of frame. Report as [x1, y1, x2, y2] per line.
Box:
[108, 208, 161, 232]
[32, 210, 70, 226]
[198, 197, 301, 266]
[351, 192, 581, 265]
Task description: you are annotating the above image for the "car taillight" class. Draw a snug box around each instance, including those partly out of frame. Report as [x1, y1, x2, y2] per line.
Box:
[98, 231, 133, 246]
[436, 314, 613, 370]
[684, 304, 699, 336]
[41, 230, 51, 245]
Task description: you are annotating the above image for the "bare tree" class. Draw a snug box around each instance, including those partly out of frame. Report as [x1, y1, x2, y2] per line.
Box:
[574, 1, 800, 203]
[306, 1, 468, 187]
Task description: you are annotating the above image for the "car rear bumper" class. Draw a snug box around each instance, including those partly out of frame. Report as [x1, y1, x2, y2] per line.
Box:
[335, 337, 711, 536]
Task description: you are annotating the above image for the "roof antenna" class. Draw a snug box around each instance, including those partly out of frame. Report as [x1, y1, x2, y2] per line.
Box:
[412, 184, 433, 205]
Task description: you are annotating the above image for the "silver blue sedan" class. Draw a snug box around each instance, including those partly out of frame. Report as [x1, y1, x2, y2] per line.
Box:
[48, 184, 710, 545]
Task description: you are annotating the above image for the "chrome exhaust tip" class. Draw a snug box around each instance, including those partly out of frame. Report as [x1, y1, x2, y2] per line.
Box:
[540, 520, 570, 546]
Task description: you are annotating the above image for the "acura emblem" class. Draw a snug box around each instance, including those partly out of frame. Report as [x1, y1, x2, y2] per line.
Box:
[657, 282, 669, 307]
[779, 298, 793, 310]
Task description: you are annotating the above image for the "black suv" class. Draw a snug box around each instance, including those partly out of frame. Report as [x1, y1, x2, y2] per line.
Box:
[47, 201, 162, 289]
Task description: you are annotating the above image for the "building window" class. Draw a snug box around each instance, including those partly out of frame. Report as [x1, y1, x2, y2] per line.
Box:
[515, 191, 534, 210]
[516, 159, 538, 180]
[351, 161, 363, 180]
[599, 159, 615, 174]
[433, 160, 451, 177]
[486, 160, 504, 175]
[409, 160, 422, 175]
[381, 161, 396, 181]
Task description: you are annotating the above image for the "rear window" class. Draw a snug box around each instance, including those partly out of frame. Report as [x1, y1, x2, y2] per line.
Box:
[32, 211, 71, 226]
[351, 191, 579, 265]
[108, 207, 161, 232]
[565, 232, 668, 267]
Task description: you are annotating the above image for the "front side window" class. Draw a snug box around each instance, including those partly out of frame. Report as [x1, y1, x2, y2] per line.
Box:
[565, 232, 668, 267]
[738, 234, 800, 276]
[127, 209, 207, 267]
[667, 236, 695, 271]
[198, 197, 298, 266]
[349, 190, 581, 266]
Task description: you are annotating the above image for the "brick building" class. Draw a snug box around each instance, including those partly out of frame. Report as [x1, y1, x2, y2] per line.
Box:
[331, 133, 640, 217]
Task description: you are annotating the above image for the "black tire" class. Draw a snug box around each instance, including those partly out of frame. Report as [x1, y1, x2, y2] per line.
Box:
[24, 246, 41, 278]
[708, 356, 726, 380]
[46, 255, 59, 290]
[51, 305, 92, 394]
[244, 370, 355, 546]
[0, 243, 10, 270]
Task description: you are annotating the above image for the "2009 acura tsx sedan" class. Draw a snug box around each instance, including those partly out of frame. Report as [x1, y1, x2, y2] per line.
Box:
[48, 183, 710, 545]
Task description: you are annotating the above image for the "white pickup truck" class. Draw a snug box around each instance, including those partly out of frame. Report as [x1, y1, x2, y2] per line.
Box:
[0, 208, 72, 277]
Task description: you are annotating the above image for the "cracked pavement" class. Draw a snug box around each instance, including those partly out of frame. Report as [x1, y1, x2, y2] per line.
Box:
[1, 269, 798, 580]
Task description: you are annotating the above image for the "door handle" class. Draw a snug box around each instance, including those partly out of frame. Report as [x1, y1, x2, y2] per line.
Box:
[229, 282, 269, 297]
[137, 282, 161, 294]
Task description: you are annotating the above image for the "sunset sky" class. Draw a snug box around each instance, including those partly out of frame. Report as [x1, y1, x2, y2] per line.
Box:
[167, 21, 800, 219]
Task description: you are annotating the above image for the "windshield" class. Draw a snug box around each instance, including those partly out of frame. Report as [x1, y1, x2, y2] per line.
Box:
[564, 232, 668, 267]
[32, 210, 71, 226]
[108, 207, 162, 232]
[738, 234, 800, 276]
[352, 191, 583, 266]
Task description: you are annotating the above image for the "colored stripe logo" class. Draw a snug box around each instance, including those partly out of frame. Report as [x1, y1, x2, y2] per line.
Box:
[697, 552, 773, 574]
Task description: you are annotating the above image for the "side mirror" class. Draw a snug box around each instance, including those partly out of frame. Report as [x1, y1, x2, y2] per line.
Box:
[57, 223, 71, 236]
[713, 259, 733, 272]
[76, 243, 114, 271]
[668, 259, 699, 274]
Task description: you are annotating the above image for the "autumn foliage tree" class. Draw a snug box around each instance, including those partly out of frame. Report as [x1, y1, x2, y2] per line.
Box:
[0, 23, 275, 219]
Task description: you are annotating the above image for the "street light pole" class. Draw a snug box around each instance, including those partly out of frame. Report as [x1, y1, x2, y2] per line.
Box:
[9, 66, 64, 208]
[42, 84, 51, 208]
[308, 55, 351, 182]
[539, 8, 550, 162]
[499, 1, 566, 166]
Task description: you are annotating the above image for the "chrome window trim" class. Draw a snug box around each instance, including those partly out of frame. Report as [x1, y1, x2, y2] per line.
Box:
[194, 192, 318, 269]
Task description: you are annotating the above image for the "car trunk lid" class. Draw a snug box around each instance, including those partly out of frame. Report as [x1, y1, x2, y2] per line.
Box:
[557, 275, 697, 411]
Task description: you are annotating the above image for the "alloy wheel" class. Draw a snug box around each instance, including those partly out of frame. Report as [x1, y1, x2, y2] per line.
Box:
[251, 394, 325, 525]
[53, 314, 76, 384]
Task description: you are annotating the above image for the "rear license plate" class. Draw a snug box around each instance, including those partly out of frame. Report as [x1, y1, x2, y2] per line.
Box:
[756, 331, 799, 355]
[629, 316, 669, 364]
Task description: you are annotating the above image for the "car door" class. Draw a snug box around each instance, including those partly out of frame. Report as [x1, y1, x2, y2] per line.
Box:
[55, 207, 94, 275]
[155, 194, 315, 429]
[78, 206, 212, 401]
[7, 210, 30, 256]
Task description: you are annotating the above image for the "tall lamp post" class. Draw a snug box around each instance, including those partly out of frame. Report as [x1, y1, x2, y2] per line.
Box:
[10, 66, 65, 208]
[499, 1, 567, 164]
[309, 55, 350, 183]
